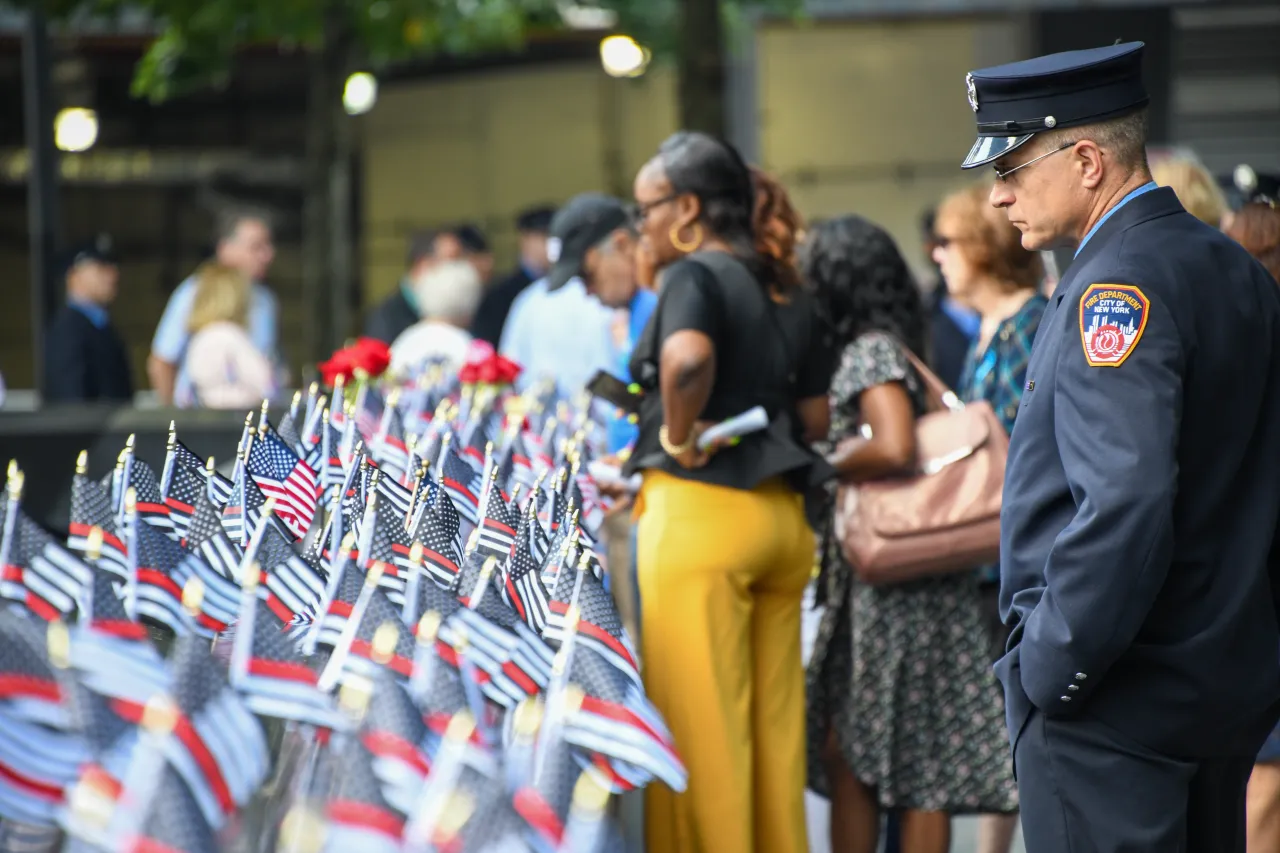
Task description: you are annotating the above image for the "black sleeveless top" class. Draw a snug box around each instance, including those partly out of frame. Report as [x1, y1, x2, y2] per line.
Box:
[623, 250, 837, 493]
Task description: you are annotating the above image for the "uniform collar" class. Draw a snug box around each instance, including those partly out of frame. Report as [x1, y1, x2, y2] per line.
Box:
[1075, 181, 1159, 257]
[69, 299, 109, 329]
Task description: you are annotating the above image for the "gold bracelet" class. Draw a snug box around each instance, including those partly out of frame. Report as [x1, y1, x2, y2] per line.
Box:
[659, 425, 695, 457]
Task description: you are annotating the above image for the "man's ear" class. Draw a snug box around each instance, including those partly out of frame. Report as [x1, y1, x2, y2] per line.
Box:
[1076, 140, 1105, 189]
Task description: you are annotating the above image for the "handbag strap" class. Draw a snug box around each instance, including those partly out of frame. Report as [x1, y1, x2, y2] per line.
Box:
[895, 342, 965, 414]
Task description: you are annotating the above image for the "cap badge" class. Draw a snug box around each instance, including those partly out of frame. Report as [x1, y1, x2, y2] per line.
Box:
[546, 237, 562, 263]
[966, 73, 979, 112]
[1045, 116, 1057, 128]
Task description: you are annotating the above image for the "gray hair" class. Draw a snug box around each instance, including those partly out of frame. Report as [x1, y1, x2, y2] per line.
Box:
[214, 205, 274, 245]
[1040, 107, 1150, 172]
[413, 259, 482, 323]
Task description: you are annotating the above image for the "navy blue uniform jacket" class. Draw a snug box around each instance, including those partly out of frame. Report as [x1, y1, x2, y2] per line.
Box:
[997, 186, 1280, 758]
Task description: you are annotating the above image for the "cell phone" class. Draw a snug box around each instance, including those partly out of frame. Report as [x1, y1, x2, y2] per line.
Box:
[585, 370, 642, 415]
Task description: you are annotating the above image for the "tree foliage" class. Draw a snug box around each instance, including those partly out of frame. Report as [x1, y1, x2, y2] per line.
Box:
[27, 0, 800, 103]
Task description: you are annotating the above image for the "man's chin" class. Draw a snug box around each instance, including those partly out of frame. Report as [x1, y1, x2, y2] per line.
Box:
[1018, 228, 1051, 252]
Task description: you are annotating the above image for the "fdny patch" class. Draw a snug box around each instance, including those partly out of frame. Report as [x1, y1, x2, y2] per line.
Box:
[1079, 284, 1149, 367]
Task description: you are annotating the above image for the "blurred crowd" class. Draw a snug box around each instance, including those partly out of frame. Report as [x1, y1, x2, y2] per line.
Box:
[24, 134, 1280, 853]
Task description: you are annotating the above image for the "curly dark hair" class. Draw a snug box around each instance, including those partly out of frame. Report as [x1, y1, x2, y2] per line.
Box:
[800, 214, 927, 357]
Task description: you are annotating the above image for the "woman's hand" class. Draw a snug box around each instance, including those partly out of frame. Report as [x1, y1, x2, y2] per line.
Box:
[668, 420, 721, 469]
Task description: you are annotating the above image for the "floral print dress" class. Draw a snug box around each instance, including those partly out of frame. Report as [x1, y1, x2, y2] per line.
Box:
[804, 331, 1018, 814]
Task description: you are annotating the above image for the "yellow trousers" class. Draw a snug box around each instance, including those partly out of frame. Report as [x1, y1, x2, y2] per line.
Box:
[636, 470, 813, 853]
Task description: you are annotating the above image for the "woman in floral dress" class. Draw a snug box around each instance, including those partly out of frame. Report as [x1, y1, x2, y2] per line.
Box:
[801, 215, 1017, 853]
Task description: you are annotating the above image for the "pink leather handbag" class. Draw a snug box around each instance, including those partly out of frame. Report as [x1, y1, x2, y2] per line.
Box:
[834, 348, 1007, 585]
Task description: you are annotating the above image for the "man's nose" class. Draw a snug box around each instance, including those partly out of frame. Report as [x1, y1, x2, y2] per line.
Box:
[989, 180, 1014, 208]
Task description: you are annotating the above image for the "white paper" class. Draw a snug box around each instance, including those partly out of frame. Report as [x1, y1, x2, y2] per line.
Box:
[697, 406, 769, 450]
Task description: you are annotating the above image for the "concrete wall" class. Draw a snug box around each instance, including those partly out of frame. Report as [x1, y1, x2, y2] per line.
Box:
[756, 15, 1028, 282]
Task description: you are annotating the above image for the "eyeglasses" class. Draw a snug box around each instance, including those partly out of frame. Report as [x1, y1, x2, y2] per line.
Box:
[628, 194, 679, 224]
[993, 141, 1077, 182]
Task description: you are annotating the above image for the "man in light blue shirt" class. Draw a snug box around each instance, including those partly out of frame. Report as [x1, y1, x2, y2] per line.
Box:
[147, 208, 279, 405]
[499, 276, 616, 400]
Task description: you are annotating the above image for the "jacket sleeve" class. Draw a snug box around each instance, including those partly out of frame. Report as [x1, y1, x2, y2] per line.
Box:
[1019, 279, 1184, 715]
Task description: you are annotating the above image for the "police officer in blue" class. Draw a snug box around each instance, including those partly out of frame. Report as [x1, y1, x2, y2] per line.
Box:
[961, 42, 1280, 851]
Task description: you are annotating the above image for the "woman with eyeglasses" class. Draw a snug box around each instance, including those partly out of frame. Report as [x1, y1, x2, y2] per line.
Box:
[622, 132, 835, 853]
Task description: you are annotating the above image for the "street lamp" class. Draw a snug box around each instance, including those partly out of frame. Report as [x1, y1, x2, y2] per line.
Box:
[343, 72, 378, 115]
[600, 35, 650, 79]
[54, 107, 97, 152]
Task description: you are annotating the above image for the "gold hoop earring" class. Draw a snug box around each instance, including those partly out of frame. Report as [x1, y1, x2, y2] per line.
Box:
[669, 222, 704, 254]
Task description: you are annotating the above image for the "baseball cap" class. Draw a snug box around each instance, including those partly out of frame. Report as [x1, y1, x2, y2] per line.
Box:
[62, 233, 116, 277]
[545, 194, 630, 293]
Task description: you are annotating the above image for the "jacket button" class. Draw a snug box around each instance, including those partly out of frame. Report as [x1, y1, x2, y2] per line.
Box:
[1067, 685, 1078, 692]
[1075, 673, 1087, 681]
[1060, 695, 1072, 702]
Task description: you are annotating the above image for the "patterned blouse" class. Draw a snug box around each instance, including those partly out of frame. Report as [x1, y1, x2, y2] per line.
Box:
[958, 293, 1048, 583]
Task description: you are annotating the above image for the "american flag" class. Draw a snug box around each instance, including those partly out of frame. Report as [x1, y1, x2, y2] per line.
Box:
[539, 481, 568, 540]
[140, 632, 269, 829]
[373, 469, 414, 525]
[561, 646, 686, 793]
[440, 449, 481, 531]
[546, 560, 641, 688]
[407, 501, 462, 589]
[353, 384, 387, 443]
[70, 565, 171, 708]
[67, 472, 129, 580]
[251, 522, 326, 625]
[304, 411, 344, 512]
[160, 460, 207, 545]
[57, 677, 136, 830]
[457, 422, 489, 477]
[221, 464, 265, 545]
[119, 456, 175, 539]
[516, 492, 551, 568]
[275, 410, 305, 457]
[361, 495, 414, 606]
[373, 405, 411, 486]
[310, 555, 364, 654]
[166, 438, 234, 504]
[0, 612, 83, 825]
[474, 474, 519, 563]
[502, 535, 551, 635]
[514, 734, 589, 849]
[233, 600, 341, 729]
[507, 431, 539, 493]
[180, 491, 248, 634]
[447, 557, 553, 707]
[344, 590, 417, 681]
[1, 502, 91, 620]
[122, 506, 195, 636]
[127, 766, 219, 853]
[246, 429, 319, 539]
[323, 736, 405, 853]
[360, 673, 430, 816]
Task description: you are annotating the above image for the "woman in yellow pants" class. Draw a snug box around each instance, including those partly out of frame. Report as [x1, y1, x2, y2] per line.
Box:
[621, 134, 833, 852]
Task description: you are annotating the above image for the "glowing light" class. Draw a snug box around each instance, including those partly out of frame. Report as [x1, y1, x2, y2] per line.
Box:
[343, 72, 378, 115]
[600, 35, 650, 79]
[54, 108, 98, 153]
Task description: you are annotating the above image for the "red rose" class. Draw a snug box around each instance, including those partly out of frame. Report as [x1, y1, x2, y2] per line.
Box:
[349, 337, 391, 377]
[492, 354, 522, 384]
[319, 349, 356, 386]
[459, 363, 480, 384]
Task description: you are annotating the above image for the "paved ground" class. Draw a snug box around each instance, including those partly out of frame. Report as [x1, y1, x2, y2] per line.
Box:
[804, 794, 1027, 853]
